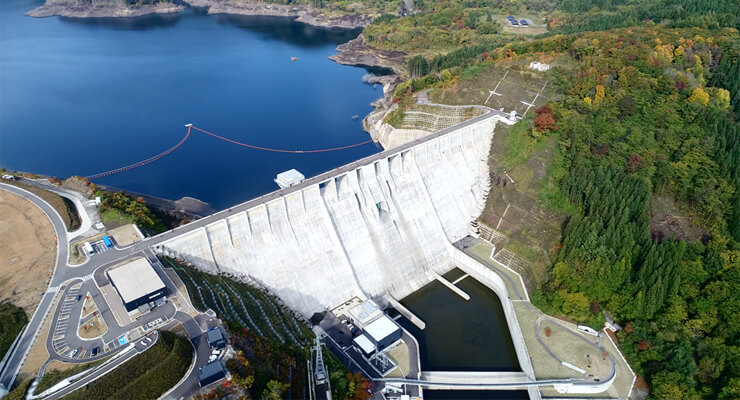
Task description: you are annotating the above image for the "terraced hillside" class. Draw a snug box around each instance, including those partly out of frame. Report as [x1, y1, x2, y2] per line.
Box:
[163, 257, 313, 348]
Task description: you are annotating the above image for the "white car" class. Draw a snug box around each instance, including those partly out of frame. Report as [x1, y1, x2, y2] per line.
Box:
[140, 340, 147, 346]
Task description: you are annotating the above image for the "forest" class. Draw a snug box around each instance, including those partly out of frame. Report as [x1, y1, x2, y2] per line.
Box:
[97, 191, 167, 233]
[364, 0, 740, 397]
[533, 26, 740, 399]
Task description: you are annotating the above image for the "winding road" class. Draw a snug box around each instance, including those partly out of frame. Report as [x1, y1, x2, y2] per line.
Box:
[0, 183, 213, 399]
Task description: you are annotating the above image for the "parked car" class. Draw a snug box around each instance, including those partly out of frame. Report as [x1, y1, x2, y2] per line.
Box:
[140, 340, 147, 346]
[91, 347, 99, 356]
[75, 295, 82, 301]
[69, 349, 78, 357]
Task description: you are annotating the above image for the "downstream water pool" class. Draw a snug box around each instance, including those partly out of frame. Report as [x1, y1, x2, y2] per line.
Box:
[0, 0, 382, 210]
[399, 269, 520, 371]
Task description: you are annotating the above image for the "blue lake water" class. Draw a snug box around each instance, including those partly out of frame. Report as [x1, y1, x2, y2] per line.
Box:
[0, 0, 383, 210]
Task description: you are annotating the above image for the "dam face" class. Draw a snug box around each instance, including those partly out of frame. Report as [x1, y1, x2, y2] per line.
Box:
[159, 116, 497, 316]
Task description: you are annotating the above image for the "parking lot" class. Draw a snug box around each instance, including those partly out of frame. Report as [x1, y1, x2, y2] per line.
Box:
[51, 285, 83, 358]
[90, 239, 111, 254]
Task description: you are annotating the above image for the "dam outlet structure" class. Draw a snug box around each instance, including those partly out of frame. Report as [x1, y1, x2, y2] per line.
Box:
[156, 115, 496, 316]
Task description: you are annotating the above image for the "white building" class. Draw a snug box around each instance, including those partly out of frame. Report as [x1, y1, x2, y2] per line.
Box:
[529, 61, 551, 71]
[275, 169, 305, 189]
[346, 299, 383, 329]
[108, 258, 167, 312]
[364, 314, 402, 351]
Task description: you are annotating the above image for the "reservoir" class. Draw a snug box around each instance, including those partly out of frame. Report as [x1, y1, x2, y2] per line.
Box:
[398, 268, 520, 371]
[0, 0, 382, 210]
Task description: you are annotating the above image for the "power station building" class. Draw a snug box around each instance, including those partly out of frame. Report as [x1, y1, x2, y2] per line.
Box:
[363, 314, 402, 351]
[345, 299, 402, 354]
[108, 258, 168, 312]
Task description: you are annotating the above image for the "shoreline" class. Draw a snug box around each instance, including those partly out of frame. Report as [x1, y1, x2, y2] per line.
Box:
[26, 0, 408, 139]
[27, 0, 373, 29]
[22, 2, 409, 200]
[328, 35, 407, 143]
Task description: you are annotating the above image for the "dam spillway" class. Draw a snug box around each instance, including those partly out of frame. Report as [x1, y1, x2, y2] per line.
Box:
[158, 114, 498, 316]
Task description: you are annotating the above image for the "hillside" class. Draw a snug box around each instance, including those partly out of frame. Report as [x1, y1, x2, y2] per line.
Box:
[369, 1, 740, 397]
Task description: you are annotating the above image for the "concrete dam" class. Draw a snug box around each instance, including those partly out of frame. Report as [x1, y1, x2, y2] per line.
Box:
[158, 114, 498, 317]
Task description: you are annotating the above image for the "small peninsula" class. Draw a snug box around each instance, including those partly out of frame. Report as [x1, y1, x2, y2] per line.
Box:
[27, 0, 376, 29]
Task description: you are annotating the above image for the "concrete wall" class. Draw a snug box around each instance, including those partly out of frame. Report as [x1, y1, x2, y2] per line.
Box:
[159, 117, 496, 316]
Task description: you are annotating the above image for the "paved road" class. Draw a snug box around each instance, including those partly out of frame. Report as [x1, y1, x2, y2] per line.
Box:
[161, 312, 213, 400]
[0, 184, 70, 391]
[0, 110, 504, 396]
[0, 183, 198, 397]
[453, 237, 616, 385]
[43, 331, 159, 400]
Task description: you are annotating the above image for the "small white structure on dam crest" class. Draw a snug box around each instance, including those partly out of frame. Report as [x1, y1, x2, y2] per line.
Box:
[159, 116, 496, 316]
[275, 168, 305, 189]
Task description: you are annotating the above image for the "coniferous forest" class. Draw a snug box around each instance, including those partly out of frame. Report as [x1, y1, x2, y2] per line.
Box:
[366, 0, 740, 397]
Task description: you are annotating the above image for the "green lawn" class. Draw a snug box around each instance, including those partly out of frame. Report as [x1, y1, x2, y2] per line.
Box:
[63, 331, 192, 400]
[0, 303, 27, 362]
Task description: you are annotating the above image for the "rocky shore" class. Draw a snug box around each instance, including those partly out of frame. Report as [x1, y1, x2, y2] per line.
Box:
[329, 35, 407, 144]
[27, 0, 185, 18]
[27, 0, 373, 29]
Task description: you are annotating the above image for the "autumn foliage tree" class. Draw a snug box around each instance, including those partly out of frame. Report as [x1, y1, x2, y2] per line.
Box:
[533, 105, 557, 132]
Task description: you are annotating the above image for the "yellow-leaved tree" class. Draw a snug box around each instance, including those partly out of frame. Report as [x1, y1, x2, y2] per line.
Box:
[688, 87, 709, 106]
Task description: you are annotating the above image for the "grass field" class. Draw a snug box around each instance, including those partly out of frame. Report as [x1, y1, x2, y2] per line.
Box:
[3, 379, 31, 400]
[63, 331, 192, 400]
[100, 209, 134, 229]
[0, 303, 27, 362]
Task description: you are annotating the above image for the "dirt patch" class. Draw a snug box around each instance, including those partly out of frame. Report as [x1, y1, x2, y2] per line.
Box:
[429, 64, 552, 117]
[79, 314, 107, 339]
[631, 373, 650, 400]
[61, 177, 95, 199]
[107, 224, 142, 246]
[650, 193, 706, 242]
[16, 291, 62, 383]
[0, 190, 57, 316]
[2, 180, 80, 231]
[44, 359, 80, 374]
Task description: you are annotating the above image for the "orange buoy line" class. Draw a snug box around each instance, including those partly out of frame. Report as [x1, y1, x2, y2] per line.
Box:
[190, 125, 374, 153]
[86, 125, 193, 180]
[86, 123, 374, 179]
